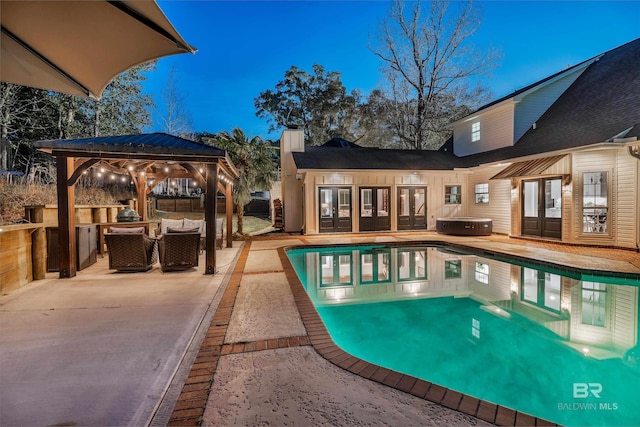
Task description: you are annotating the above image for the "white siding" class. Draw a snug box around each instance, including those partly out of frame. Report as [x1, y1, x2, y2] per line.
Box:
[453, 102, 514, 157]
[302, 170, 469, 234]
[513, 70, 586, 142]
[572, 149, 637, 249]
[467, 167, 511, 234]
[614, 151, 638, 248]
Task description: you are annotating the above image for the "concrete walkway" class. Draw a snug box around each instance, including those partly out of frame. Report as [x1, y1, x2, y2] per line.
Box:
[0, 247, 240, 427]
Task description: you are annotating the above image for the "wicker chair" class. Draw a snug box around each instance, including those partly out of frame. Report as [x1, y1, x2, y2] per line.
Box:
[158, 232, 201, 272]
[104, 233, 158, 272]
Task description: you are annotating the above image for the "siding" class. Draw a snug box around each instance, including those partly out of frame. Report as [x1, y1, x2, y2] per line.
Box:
[572, 149, 637, 249]
[453, 102, 514, 157]
[467, 167, 511, 234]
[614, 151, 638, 248]
[303, 170, 469, 234]
[513, 70, 586, 142]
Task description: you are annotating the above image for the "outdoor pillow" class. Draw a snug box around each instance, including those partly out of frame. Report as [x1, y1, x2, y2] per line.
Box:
[183, 218, 205, 234]
[160, 218, 184, 234]
[167, 227, 200, 234]
[110, 226, 145, 234]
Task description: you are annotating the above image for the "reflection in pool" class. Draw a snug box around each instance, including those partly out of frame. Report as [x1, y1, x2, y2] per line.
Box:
[286, 244, 640, 427]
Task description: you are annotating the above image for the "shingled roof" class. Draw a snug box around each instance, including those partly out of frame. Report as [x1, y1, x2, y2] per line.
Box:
[294, 38, 640, 171]
[457, 37, 640, 167]
[293, 146, 461, 170]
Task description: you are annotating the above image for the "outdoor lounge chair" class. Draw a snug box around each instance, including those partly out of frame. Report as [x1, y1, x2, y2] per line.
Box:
[104, 232, 158, 272]
[158, 232, 201, 272]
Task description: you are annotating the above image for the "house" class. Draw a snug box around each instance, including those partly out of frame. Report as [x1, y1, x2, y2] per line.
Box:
[280, 38, 640, 250]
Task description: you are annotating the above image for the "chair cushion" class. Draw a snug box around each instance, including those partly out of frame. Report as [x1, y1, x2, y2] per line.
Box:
[184, 218, 205, 234]
[167, 227, 200, 234]
[110, 226, 145, 234]
[160, 218, 184, 235]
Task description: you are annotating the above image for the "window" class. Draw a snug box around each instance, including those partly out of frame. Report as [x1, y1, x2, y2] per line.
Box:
[581, 281, 607, 327]
[338, 189, 350, 218]
[361, 188, 372, 217]
[582, 172, 608, 233]
[445, 260, 462, 279]
[474, 183, 489, 204]
[445, 185, 461, 204]
[471, 122, 480, 142]
[475, 262, 489, 284]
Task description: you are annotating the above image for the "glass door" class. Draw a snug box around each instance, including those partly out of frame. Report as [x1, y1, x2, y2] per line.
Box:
[319, 187, 352, 233]
[397, 187, 427, 230]
[522, 178, 562, 238]
[359, 187, 390, 231]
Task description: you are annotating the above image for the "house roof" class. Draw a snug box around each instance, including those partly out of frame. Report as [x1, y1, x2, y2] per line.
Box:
[292, 38, 639, 172]
[293, 146, 461, 171]
[459, 37, 640, 167]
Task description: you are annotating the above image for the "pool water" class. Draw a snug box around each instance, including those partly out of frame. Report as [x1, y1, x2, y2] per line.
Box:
[286, 244, 640, 426]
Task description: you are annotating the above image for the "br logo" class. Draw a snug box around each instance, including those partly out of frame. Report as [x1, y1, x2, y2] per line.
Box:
[573, 383, 603, 398]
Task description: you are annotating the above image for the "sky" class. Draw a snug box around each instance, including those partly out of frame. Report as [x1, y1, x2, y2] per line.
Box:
[145, 1, 640, 141]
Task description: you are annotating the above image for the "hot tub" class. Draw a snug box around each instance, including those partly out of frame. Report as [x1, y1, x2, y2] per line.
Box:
[436, 217, 492, 236]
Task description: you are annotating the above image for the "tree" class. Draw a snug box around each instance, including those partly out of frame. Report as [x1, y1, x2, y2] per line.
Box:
[0, 84, 57, 171]
[254, 64, 361, 145]
[371, 0, 498, 149]
[199, 128, 277, 236]
[89, 60, 156, 137]
[155, 64, 193, 138]
[0, 62, 156, 174]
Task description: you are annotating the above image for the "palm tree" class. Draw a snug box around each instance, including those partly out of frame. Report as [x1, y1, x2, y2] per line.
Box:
[214, 128, 277, 236]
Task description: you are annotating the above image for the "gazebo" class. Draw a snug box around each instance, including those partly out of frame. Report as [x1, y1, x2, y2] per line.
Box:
[34, 133, 239, 278]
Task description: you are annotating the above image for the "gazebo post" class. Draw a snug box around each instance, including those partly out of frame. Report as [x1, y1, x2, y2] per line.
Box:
[225, 181, 233, 248]
[136, 173, 148, 221]
[56, 156, 76, 278]
[204, 162, 219, 274]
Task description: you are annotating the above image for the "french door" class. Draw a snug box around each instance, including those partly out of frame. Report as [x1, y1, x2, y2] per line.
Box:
[521, 178, 562, 238]
[397, 187, 427, 230]
[319, 187, 352, 233]
[359, 187, 390, 231]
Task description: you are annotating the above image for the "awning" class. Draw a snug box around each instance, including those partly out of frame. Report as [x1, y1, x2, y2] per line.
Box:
[490, 155, 567, 180]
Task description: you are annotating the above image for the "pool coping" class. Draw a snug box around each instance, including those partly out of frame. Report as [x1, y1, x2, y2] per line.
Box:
[276, 244, 561, 427]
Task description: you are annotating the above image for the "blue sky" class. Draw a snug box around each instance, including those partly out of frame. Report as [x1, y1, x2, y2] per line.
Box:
[146, 1, 640, 141]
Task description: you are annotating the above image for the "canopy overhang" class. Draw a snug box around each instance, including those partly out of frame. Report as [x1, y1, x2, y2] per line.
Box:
[490, 155, 567, 180]
[1, 0, 196, 99]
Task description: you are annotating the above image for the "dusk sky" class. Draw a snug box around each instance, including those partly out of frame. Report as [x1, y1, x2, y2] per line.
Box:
[146, 1, 640, 141]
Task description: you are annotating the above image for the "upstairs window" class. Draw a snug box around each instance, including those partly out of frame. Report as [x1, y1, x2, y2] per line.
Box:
[471, 122, 481, 142]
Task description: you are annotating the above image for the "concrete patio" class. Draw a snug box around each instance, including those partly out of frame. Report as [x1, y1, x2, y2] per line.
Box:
[2, 232, 639, 426]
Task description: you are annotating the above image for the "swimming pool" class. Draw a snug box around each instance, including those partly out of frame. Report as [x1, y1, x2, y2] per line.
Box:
[286, 243, 640, 426]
